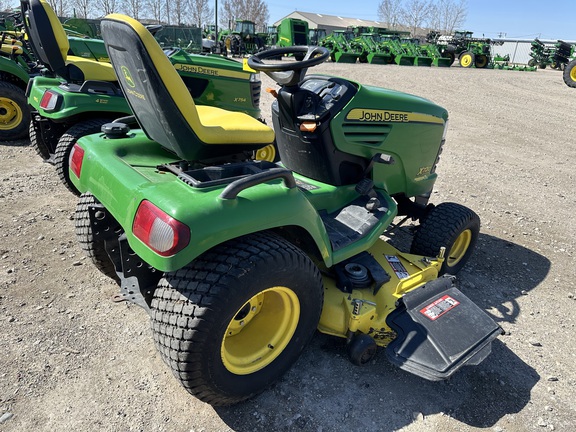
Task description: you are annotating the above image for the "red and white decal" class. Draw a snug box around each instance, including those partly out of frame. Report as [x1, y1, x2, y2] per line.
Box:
[420, 295, 460, 321]
[385, 255, 410, 279]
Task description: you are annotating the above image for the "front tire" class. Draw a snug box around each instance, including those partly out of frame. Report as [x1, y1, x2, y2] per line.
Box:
[563, 59, 576, 88]
[459, 52, 475, 68]
[411, 203, 480, 275]
[150, 232, 324, 405]
[0, 81, 29, 141]
[55, 119, 109, 195]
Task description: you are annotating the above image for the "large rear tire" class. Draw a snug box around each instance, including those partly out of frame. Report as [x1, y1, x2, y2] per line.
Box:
[443, 52, 455, 66]
[0, 81, 29, 141]
[55, 119, 109, 195]
[563, 59, 576, 88]
[475, 54, 488, 68]
[150, 231, 323, 405]
[411, 203, 480, 275]
[75, 193, 120, 283]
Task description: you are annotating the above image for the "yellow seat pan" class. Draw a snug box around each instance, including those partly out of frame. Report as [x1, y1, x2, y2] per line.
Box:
[0, 45, 23, 55]
[65, 55, 117, 82]
[195, 106, 275, 144]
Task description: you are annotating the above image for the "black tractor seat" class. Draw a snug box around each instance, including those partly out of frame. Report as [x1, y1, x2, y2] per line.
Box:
[100, 14, 274, 161]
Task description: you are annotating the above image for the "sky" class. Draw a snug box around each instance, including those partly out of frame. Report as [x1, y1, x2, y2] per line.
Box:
[266, 0, 576, 41]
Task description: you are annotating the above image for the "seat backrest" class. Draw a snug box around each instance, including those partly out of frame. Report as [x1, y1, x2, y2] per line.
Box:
[21, 0, 116, 82]
[20, 0, 69, 76]
[101, 14, 208, 159]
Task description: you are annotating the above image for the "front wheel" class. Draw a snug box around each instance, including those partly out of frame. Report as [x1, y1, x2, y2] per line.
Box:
[459, 52, 475, 68]
[0, 81, 29, 141]
[55, 119, 109, 195]
[150, 232, 324, 405]
[410, 202, 480, 275]
[563, 59, 576, 88]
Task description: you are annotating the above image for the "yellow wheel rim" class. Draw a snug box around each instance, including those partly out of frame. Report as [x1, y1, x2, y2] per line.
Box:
[0, 96, 23, 131]
[221, 286, 300, 375]
[447, 229, 472, 267]
[254, 144, 276, 162]
[476, 56, 487, 68]
[570, 66, 576, 82]
[461, 54, 472, 68]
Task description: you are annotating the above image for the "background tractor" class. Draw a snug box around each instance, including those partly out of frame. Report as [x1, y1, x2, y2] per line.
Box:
[321, 29, 363, 63]
[437, 30, 495, 68]
[224, 19, 266, 56]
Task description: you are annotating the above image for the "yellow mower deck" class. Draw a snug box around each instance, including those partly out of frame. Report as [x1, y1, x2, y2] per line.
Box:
[319, 239, 443, 346]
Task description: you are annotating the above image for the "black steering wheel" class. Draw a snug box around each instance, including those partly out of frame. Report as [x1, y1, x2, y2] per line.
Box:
[248, 46, 330, 87]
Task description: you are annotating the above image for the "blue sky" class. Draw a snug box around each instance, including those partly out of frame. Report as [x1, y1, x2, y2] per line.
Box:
[267, 0, 576, 40]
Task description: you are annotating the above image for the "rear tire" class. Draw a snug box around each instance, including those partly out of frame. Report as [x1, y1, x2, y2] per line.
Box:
[411, 203, 480, 275]
[75, 193, 120, 283]
[443, 52, 455, 66]
[475, 54, 488, 68]
[29, 120, 51, 161]
[150, 231, 323, 405]
[563, 59, 576, 88]
[0, 81, 29, 141]
[55, 119, 109, 195]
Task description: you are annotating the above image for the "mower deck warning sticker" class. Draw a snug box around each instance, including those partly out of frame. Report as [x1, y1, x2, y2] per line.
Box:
[385, 255, 410, 279]
[420, 295, 460, 321]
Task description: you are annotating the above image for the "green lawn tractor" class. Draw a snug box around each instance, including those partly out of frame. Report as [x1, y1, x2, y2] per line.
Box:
[21, 0, 267, 196]
[69, 15, 503, 406]
[1, 8, 120, 141]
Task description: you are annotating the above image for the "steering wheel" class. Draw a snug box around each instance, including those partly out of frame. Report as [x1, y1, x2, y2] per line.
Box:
[248, 46, 330, 87]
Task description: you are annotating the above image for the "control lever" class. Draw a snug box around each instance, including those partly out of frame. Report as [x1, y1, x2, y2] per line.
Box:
[355, 153, 395, 213]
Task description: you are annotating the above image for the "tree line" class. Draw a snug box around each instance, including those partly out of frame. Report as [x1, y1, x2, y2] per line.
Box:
[1, 0, 269, 30]
[3, 0, 466, 36]
[378, 0, 468, 36]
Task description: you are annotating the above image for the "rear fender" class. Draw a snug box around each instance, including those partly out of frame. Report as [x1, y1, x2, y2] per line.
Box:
[0, 56, 29, 85]
[71, 132, 334, 272]
[27, 76, 130, 120]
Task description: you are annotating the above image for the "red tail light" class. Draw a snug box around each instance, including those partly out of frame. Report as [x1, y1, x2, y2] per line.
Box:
[39, 90, 61, 111]
[133, 200, 190, 256]
[69, 144, 84, 179]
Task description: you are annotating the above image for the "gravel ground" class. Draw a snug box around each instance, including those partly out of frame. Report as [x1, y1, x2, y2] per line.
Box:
[1, 62, 575, 432]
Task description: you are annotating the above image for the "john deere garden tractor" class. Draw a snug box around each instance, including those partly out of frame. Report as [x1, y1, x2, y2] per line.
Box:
[68, 14, 504, 406]
[21, 0, 268, 196]
[0, 9, 117, 141]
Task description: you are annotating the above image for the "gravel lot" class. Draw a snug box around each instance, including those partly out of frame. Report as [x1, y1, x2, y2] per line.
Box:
[1, 62, 575, 432]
